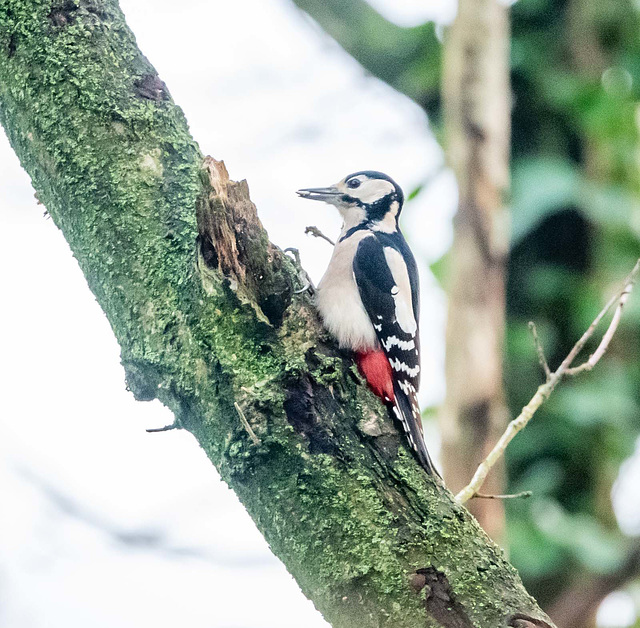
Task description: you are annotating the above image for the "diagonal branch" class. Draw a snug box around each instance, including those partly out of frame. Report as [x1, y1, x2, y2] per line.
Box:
[289, 0, 441, 107]
[0, 1, 555, 626]
[456, 259, 640, 503]
[564, 281, 633, 376]
[529, 322, 551, 380]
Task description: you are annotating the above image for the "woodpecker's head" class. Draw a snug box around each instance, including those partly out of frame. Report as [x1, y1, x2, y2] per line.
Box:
[297, 171, 404, 229]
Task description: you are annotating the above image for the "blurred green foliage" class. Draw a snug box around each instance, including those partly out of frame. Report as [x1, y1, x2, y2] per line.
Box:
[295, 0, 640, 618]
[506, 0, 640, 610]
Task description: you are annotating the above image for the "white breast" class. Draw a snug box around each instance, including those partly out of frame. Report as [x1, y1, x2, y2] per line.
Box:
[316, 231, 378, 351]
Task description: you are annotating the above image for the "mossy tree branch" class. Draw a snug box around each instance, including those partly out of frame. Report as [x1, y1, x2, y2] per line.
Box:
[0, 1, 552, 626]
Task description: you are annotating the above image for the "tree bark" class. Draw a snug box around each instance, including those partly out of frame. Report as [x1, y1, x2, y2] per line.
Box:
[0, 1, 550, 627]
[440, 0, 511, 542]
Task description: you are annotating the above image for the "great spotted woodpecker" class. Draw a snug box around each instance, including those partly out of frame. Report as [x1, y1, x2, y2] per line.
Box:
[297, 171, 439, 475]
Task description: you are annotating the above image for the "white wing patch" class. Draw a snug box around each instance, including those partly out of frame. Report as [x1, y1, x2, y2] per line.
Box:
[383, 247, 417, 335]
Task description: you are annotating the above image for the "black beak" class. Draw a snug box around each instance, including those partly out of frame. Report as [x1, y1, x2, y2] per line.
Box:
[296, 186, 341, 202]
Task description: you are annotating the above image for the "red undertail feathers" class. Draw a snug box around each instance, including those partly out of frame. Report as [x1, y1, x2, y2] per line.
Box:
[356, 349, 440, 476]
[356, 350, 395, 403]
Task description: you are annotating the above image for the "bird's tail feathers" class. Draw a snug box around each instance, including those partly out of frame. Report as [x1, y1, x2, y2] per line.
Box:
[389, 383, 440, 477]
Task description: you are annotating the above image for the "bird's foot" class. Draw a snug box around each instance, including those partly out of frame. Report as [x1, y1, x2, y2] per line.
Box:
[284, 247, 315, 295]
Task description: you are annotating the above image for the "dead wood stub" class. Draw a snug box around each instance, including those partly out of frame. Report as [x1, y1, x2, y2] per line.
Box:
[196, 157, 293, 326]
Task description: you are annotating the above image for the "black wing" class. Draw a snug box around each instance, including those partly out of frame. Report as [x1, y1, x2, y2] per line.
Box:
[353, 234, 438, 475]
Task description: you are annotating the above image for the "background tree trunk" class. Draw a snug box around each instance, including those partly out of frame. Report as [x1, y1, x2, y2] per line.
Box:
[440, 0, 511, 542]
[0, 1, 554, 627]
[283, 0, 640, 622]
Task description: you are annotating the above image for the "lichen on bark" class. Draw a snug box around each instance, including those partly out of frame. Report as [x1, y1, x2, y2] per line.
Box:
[0, 1, 554, 626]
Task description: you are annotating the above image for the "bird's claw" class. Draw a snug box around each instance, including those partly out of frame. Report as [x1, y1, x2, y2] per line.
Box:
[284, 247, 301, 265]
[285, 247, 315, 296]
[294, 281, 311, 294]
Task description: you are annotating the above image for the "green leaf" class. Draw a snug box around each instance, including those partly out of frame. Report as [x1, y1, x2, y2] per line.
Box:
[429, 250, 450, 286]
[511, 157, 582, 244]
[531, 499, 628, 573]
[508, 517, 564, 579]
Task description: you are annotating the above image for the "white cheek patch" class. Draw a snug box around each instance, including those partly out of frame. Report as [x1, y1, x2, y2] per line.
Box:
[354, 179, 395, 204]
[383, 247, 417, 335]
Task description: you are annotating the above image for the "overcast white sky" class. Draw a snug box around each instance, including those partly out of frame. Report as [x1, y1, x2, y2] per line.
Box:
[0, 1, 455, 627]
[1, 1, 639, 627]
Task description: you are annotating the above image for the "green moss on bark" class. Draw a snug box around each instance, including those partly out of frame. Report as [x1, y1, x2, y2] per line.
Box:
[0, 2, 554, 627]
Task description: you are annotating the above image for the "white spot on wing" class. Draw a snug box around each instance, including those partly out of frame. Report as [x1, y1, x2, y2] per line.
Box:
[389, 358, 420, 378]
[398, 379, 417, 395]
[382, 335, 415, 351]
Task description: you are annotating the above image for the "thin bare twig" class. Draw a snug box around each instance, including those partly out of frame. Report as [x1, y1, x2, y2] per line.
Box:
[473, 491, 532, 500]
[565, 283, 633, 375]
[147, 421, 180, 433]
[305, 225, 335, 246]
[234, 402, 261, 445]
[456, 259, 640, 504]
[529, 322, 551, 380]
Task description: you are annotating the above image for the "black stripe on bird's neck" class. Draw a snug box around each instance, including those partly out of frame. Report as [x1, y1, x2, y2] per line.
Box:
[366, 195, 398, 222]
[341, 193, 401, 222]
[339, 222, 369, 242]
[338, 219, 403, 244]
[338, 194, 401, 244]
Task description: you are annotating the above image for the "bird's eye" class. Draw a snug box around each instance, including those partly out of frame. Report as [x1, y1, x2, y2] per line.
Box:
[347, 178, 361, 189]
